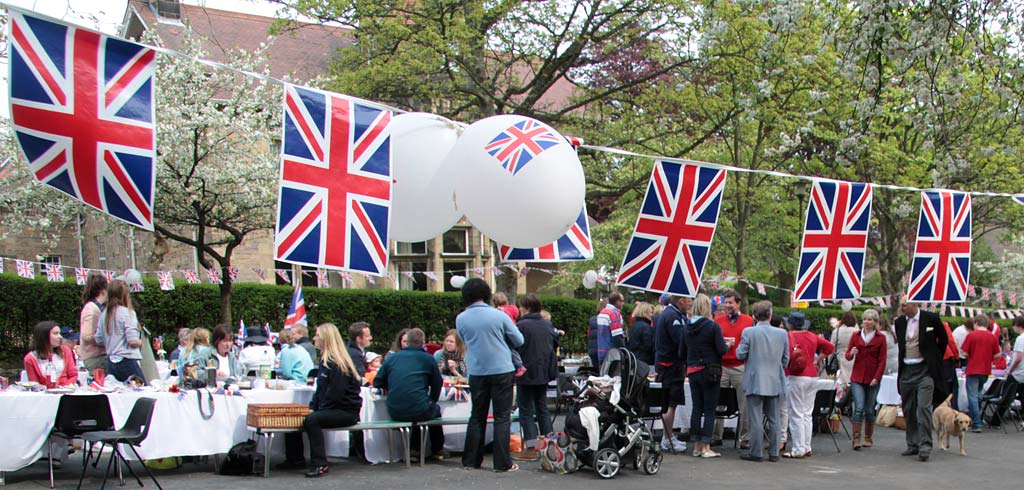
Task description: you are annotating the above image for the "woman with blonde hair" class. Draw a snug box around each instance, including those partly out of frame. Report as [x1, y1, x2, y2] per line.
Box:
[627, 302, 656, 365]
[682, 294, 731, 457]
[282, 323, 362, 478]
[277, 328, 314, 381]
[94, 280, 144, 382]
[182, 328, 211, 365]
[436, 328, 468, 377]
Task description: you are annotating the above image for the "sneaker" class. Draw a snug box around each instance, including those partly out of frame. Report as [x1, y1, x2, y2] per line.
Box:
[305, 465, 329, 478]
[672, 439, 687, 452]
[495, 463, 519, 473]
[700, 449, 721, 458]
[660, 437, 675, 453]
[514, 367, 527, 378]
[430, 449, 452, 462]
[692, 449, 702, 457]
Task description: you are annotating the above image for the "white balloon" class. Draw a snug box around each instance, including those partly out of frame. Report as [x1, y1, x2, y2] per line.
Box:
[841, 300, 853, 312]
[123, 269, 142, 285]
[584, 270, 598, 284]
[390, 113, 464, 242]
[453, 115, 585, 248]
[583, 276, 597, 289]
[450, 275, 467, 289]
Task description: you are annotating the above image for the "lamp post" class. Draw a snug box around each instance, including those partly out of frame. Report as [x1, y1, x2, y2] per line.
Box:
[791, 179, 810, 305]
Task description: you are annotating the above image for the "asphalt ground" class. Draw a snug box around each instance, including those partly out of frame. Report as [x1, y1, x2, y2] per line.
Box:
[5, 420, 1021, 489]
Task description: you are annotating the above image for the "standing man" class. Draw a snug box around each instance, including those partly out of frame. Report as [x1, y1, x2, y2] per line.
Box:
[735, 300, 788, 463]
[894, 301, 948, 462]
[654, 295, 691, 453]
[594, 293, 626, 365]
[960, 314, 1001, 432]
[457, 278, 524, 472]
[713, 289, 753, 448]
[347, 322, 372, 379]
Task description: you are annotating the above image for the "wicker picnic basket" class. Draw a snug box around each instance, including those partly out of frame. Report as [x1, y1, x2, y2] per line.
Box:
[246, 404, 311, 429]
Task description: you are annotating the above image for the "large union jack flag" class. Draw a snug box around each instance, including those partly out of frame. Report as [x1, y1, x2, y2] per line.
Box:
[8, 11, 156, 229]
[275, 85, 392, 276]
[616, 161, 727, 296]
[498, 208, 593, 262]
[794, 181, 873, 301]
[907, 191, 972, 303]
[485, 119, 562, 176]
[1014, 195, 1024, 206]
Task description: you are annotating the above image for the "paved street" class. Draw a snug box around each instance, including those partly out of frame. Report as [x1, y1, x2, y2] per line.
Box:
[5, 423, 1018, 489]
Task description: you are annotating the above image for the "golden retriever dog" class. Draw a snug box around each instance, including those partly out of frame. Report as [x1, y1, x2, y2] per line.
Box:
[933, 394, 971, 456]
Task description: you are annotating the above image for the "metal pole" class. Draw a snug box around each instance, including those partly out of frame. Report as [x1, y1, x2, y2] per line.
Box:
[76, 213, 84, 267]
[129, 228, 137, 269]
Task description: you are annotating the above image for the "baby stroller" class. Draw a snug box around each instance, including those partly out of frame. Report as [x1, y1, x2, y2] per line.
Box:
[563, 348, 662, 478]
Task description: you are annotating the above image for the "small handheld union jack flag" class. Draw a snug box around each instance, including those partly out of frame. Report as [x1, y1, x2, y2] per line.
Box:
[907, 191, 972, 303]
[183, 270, 200, 284]
[16, 260, 35, 279]
[284, 284, 307, 328]
[485, 118, 563, 176]
[8, 11, 157, 229]
[617, 161, 727, 296]
[157, 271, 175, 291]
[45, 264, 64, 282]
[206, 268, 222, 284]
[498, 209, 593, 263]
[74, 268, 89, 285]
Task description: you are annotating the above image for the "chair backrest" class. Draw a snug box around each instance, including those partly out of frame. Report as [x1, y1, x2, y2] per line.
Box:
[53, 394, 116, 438]
[996, 379, 1018, 403]
[423, 343, 442, 355]
[307, 368, 319, 379]
[121, 397, 158, 445]
[982, 378, 1005, 399]
[813, 389, 837, 417]
[715, 387, 739, 417]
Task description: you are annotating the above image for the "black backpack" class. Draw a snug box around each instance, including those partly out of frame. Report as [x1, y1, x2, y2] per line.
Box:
[219, 439, 264, 476]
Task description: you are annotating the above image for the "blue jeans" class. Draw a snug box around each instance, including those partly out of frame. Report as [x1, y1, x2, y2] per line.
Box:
[688, 369, 720, 443]
[965, 374, 986, 429]
[106, 358, 145, 383]
[517, 384, 552, 446]
[849, 382, 879, 423]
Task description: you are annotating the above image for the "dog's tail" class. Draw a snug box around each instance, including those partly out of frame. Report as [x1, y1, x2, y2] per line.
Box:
[942, 394, 953, 406]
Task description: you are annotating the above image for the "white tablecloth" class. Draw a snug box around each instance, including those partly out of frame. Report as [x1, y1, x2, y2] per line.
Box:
[877, 374, 995, 409]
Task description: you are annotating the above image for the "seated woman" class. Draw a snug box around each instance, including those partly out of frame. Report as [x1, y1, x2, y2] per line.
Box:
[24, 320, 79, 388]
[281, 323, 363, 478]
[181, 327, 212, 367]
[385, 328, 410, 362]
[435, 329, 467, 378]
[277, 329, 315, 381]
[209, 325, 246, 381]
[169, 327, 191, 363]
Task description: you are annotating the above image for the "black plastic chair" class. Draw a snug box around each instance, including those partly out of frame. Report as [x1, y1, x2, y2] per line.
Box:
[78, 397, 162, 490]
[811, 389, 842, 453]
[48, 395, 116, 489]
[715, 387, 741, 448]
[980, 378, 1014, 433]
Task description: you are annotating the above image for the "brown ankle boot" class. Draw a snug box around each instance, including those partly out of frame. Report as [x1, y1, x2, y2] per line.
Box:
[863, 422, 874, 447]
[852, 422, 862, 450]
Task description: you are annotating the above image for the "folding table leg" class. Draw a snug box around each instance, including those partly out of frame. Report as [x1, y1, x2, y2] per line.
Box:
[263, 433, 273, 478]
[419, 426, 427, 468]
[402, 428, 411, 469]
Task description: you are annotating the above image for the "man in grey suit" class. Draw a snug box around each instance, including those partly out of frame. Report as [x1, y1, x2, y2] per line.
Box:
[735, 300, 789, 462]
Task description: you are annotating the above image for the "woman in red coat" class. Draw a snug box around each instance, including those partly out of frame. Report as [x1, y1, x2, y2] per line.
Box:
[845, 309, 887, 450]
[23, 321, 79, 388]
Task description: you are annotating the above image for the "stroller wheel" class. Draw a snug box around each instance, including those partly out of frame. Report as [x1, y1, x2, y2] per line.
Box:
[593, 448, 621, 479]
[633, 445, 648, 470]
[642, 452, 662, 475]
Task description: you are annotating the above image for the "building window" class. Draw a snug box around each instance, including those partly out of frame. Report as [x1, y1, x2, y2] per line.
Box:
[443, 261, 468, 292]
[39, 256, 61, 268]
[396, 241, 427, 255]
[274, 260, 317, 287]
[397, 261, 428, 291]
[442, 229, 469, 255]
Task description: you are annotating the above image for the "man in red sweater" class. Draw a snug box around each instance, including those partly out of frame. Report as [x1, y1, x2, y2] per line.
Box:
[961, 314, 1001, 432]
[713, 289, 753, 447]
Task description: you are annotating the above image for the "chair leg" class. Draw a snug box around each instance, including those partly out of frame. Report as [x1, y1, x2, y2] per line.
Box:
[48, 435, 55, 489]
[112, 446, 144, 488]
[76, 446, 92, 490]
[127, 445, 163, 490]
[100, 447, 115, 490]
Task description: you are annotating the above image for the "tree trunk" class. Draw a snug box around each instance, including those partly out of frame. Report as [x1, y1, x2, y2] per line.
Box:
[219, 277, 233, 326]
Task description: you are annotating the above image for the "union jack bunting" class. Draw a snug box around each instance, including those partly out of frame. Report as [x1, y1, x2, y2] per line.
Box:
[340, 271, 353, 285]
[968, 284, 977, 297]
[617, 161, 727, 296]
[1011, 292, 1018, 306]
[253, 267, 266, 281]
[0, 259, 4, 274]
[907, 191, 972, 303]
[982, 288, 990, 300]
[498, 209, 593, 263]
[720, 269, 730, 280]
[423, 271, 437, 281]
[182, 270, 200, 284]
[45, 264, 63, 282]
[8, 11, 157, 229]
[403, 271, 416, 283]
[315, 270, 329, 288]
[275, 85, 392, 276]
[794, 181, 873, 301]
[997, 290, 1005, 304]
[102, 270, 115, 282]
[157, 271, 174, 291]
[129, 282, 143, 292]
[206, 267, 222, 284]
[364, 274, 376, 285]
[757, 282, 767, 295]
[226, 266, 239, 283]
[492, 266, 504, 277]
[284, 284, 307, 328]
[485, 118, 563, 176]
[16, 260, 34, 279]
[276, 269, 291, 284]
[74, 268, 88, 285]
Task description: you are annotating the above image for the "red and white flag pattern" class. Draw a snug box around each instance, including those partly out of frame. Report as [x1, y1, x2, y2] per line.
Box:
[45, 264, 64, 282]
[206, 267, 222, 284]
[16, 260, 34, 279]
[157, 271, 174, 291]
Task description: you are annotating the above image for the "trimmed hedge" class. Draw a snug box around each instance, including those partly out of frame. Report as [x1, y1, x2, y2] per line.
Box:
[0, 273, 1013, 368]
